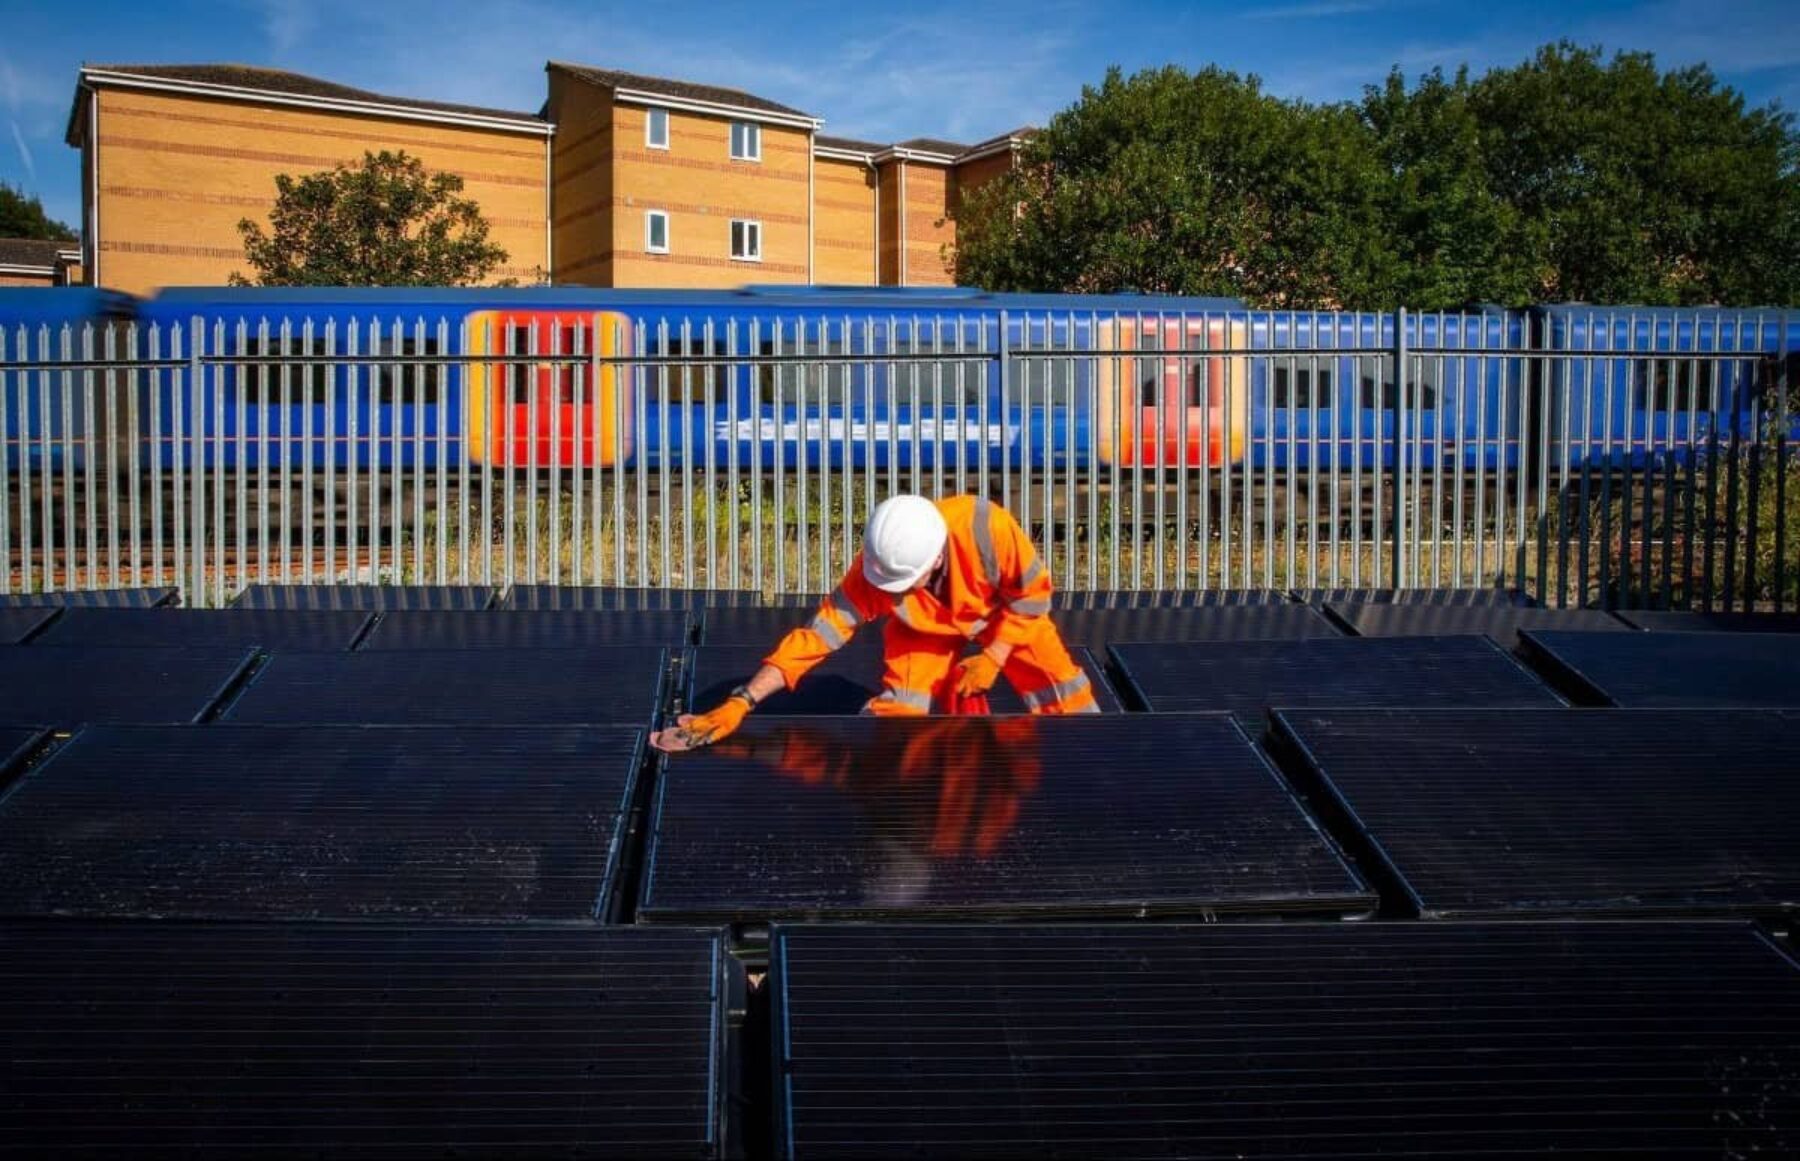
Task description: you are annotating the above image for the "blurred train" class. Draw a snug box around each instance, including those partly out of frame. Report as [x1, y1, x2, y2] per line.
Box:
[3, 285, 1795, 476]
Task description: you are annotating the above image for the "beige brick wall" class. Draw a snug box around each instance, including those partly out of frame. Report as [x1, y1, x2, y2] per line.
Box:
[85, 85, 549, 295]
[0, 272, 54, 287]
[548, 72, 615, 286]
[877, 162, 903, 285]
[903, 162, 956, 287]
[814, 155, 876, 285]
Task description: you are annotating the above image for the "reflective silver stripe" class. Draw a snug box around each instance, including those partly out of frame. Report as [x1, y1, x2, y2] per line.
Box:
[891, 598, 923, 631]
[972, 497, 999, 584]
[1018, 557, 1046, 588]
[1021, 671, 1091, 710]
[828, 585, 862, 629]
[873, 686, 932, 711]
[1007, 596, 1051, 616]
[809, 613, 846, 650]
[968, 618, 989, 639]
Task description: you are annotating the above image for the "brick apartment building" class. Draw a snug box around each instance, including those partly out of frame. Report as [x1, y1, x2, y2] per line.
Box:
[64, 62, 1024, 295]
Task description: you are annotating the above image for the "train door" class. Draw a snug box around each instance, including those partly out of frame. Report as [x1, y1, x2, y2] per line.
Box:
[466, 310, 632, 468]
[1093, 314, 1250, 469]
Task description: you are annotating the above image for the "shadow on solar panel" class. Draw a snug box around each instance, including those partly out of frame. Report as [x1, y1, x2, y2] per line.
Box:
[1057, 589, 1292, 608]
[30, 608, 373, 651]
[1323, 602, 1626, 643]
[1052, 603, 1341, 652]
[1294, 586, 1537, 607]
[500, 584, 761, 610]
[230, 584, 498, 609]
[1615, 609, 1800, 633]
[359, 609, 693, 649]
[1, 607, 56, 644]
[0, 587, 178, 608]
[1520, 630, 1800, 707]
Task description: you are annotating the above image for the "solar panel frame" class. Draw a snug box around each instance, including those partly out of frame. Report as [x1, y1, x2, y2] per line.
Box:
[1294, 586, 1538, 608]
[229, 584, 499, 610]
[0, 723, 650, 923]
[1613, 609, 1800, 633]
[0, 587, 178, 608]
[0, 645, 258, 727]
[499, 584, 762, 610]
[768, 920, 1800, 1160]
[1270, 707, 1800, 921]
[637, 713, 1374, 924]
[0, 726, 48, 791]
[1322, 602, 1630, 642]
[1520, 629, 1800, 707]
[29, 607, 375, 652]
[0, 606, 56, 644]
[358, 609, 695, 650]
[0, 920, 736, 1158]
[220, 647, 672, 726]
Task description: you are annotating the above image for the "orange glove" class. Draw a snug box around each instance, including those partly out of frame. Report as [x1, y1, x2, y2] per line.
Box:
[952, 651, 1003, 698]
[673, 693, 752, 749]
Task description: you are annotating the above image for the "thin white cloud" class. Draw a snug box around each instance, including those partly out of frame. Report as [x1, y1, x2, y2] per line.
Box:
[9, 121, 37, 184]
[1245, 0, 1402, 19]
[246, 0, 319, 56]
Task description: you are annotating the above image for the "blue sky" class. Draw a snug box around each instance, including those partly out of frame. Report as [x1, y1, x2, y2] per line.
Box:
[4, 0, 1799, 235]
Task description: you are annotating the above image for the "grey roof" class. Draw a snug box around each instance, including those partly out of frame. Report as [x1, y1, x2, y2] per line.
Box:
[0, 238, 77, 269]
[79, 64, 546, 126]
[549, 62, 814, 120]
[815, 135, 884, 155]
[893, 137, 969, 157]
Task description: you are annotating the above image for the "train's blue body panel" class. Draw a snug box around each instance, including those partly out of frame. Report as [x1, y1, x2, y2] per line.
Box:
[0, 288, 135, 472]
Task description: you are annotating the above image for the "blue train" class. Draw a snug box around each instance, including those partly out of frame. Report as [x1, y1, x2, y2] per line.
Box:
[3, 285, 1794, 476]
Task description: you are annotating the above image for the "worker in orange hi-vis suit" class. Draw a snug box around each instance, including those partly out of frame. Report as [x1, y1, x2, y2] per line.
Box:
[654, 493, 1100, 752]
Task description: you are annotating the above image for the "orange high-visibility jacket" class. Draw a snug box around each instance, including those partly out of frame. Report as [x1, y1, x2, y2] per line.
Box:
[764, 495, 1051, 690]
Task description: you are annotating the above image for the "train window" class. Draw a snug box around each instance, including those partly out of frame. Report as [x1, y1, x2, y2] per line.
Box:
[759, 337, 852, 404]
[1011, 345, 1075, 399]
[369, 335, 443, 405]
[1636, 359, 1717, 412]
[889, 332, 983, 404]
[506, 324, 587, 404]
[649, 334, 726, 403]
[1360, 375, 1437, 410]
[1273, 366, 1332, 409]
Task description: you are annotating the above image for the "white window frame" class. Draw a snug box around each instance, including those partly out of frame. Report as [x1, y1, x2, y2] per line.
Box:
[645, 210, 670, 254]
[730, 121, 761, 162]
[645, 106, 669, 150]
[730, 219, 762, 262]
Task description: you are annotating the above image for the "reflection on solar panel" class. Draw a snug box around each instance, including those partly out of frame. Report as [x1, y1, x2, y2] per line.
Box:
[639, 714, 1372, 923]
[1615, 609, 1800, 633]
[1052, 604, 1340, 653]
[1521, 630, 1800, 707]
[1324, 602, 1627, 642]
[360, 609, 693, 649]
[31, 608, 373, 651]
[1271, 708, 1800, 920]
[0, 607, 55, 644]
[0, 727, 46, 790]
[697, 605, 817, 647]
[770, 922, 1800, 1160]
[223, 647, 669, 725]
[1057, 589, 1292, 608]
[230, 584, 498, 609]
[1, 921, 733, 1157]
[686, 644, 1123, 715]
[0, 725, 646, 922]
[500, 584, 761, 610]
[0, 587, 178, 608]
[1295, 586, 1537, 608]
[0, 646, 256, 726]
[1113, 636, 1563, 726]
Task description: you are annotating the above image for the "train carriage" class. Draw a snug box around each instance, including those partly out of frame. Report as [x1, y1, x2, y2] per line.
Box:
[0, 287, 135, 472]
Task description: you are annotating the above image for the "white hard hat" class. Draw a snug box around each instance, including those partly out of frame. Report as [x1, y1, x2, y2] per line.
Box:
[862, 495, 948, 593]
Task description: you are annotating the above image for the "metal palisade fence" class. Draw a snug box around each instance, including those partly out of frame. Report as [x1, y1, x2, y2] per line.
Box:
[2, 306, 1793, 610]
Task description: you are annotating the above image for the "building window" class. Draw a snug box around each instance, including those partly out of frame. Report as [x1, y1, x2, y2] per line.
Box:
[730, 121, 761, 161]
[645, 210, 669, 254]
[645, 107, 669, 149]
[730, 219, 762, 261]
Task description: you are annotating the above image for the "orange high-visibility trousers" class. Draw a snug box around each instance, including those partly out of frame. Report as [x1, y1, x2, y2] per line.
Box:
[864, 615, 1102, 716]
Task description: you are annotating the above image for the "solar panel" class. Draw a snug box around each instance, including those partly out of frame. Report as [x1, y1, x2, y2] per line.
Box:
[0, 646, 256, 726]
[1057, 589, 1293, 608]
[1271, 707, 1800, 920]
[0, 606, 55, 644]
[1295, 586, 1538, 608]
[221, 647, 670, 725]
[0, 587, 178, 608]
[30, 607, 374, 651]
[1115, 635, 1564, 723]
[1324, 602, 1628, 642]
[697, 604, 819, 647]
[638, 714, 1372, 923]
[686, 644, 1123, 715]
[770, 921, 1800, 1160]
[230, 583, 498, 609]
[1614, 609, 1800, 633]
[359, 609, 693, 649]
[0, 727, 47, 789]
[500, 584, 762, 610]
[0, 921, 734, 1157]
[0, 724, 646, 922]
[1521, 630, 1800, 707]
[764, 592, 826, 608]
[1051, 604, 1341, 653]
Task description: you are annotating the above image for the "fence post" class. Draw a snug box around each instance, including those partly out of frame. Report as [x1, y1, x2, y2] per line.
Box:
[1391, 306, 1407, 589]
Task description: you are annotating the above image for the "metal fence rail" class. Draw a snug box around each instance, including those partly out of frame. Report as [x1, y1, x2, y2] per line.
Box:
[3, 308, 1792, 610]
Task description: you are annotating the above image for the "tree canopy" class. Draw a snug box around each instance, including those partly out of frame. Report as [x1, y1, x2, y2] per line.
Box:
[0, 183, 78, 242]
[233, 150, 509, 286]
[951, 44, 1800, 309]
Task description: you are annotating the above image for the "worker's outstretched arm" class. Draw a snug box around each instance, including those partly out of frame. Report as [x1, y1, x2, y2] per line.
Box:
[761, 562, 885, 689]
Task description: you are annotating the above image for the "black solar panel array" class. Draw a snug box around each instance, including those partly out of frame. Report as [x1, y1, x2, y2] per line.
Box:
[1057, 589, 1292, 608]
[770, 922, 1800, 1160]
[1112, 635, 1564, 725]
[231, 583, 498, 609]
[1274, 708, 1800, 919]
[30, 607, 374, 651]
[1295, 586, 1537, 607]
[0, 727, 46, 788]
[1614, 608, 1800, 633]
[0, 921, 734, 1158]
[0, 725, 647, 923]
[359, 608, 694, 649]
[0, 646, 256, 727]
[697, 604, 819, 647]
[0, 606, 55, 643]
[501, 584, 762, 610]
[0, 587, 178, 608]
[1324, 602, 1628, 641]
[1522, 629, 1800, 707]
[221, 647, 670, 725]
[638, 714, 1373, 923]
[1052, 603, 1341, 653]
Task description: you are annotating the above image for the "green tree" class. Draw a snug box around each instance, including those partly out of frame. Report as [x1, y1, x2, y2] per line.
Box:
[951, 65, 1401, 307]
[0, 183, 78, 241]
[233, 150, 508, 286]
[1466, 42, 1800, 305]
